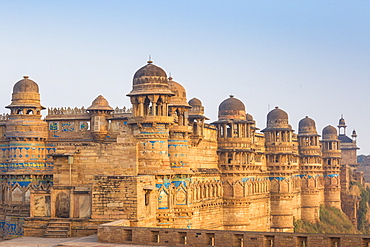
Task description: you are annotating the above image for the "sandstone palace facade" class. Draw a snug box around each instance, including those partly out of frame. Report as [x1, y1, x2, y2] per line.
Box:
[0, 61, 361, 238]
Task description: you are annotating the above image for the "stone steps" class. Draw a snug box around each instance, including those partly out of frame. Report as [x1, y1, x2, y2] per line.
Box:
[44, 221, 71, 238]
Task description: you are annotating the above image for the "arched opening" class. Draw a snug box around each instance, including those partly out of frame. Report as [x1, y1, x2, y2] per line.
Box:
[12, 187, 23, 204]
[144, 97, 150, 116]
[26, 109, 34, 115]
[17, 109, 23, 115]
[56, 192, 70, 218]
[226, 124, 232, 138]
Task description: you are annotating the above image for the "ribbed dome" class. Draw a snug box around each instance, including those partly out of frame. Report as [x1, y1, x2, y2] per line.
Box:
[218, 95, 246, 120]
[133, 62, 167, 84]
[127, 61, 174, 96]
[322, 125, 338, 140]
[13, 76, 39, 93]
[87, 95, 113, 111]
[264, 106, 291, 130]
[298, 116, 317, 134]
[188, 97, 202, 107]
[168, 78, 189, 107]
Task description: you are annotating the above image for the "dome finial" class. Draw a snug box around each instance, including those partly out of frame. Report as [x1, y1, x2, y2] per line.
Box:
[229, 94, 234, 98]
[168, 72, 172, 81]
[23, 75, 29, 79]
[147, 55, 153, 64]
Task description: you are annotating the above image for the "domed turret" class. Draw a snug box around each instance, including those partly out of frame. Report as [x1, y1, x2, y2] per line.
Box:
[6, 76, 45, 110]
[168, 78, 190, 107]
[88, 95, 113, 142]
[87, 95, 113, 112]
[218, 95, 246, 120]
[322, 125, 338, 140]
[189, 98, 202, 107]
[188, 97, 204, 116]
[298, 116, 317, 135]
[13, 76, 39, 93]
[5, 76, 47, 140]
[265, 106, 291, 130]
[127, 61, 174, 96]
[338, 115, 347, 135]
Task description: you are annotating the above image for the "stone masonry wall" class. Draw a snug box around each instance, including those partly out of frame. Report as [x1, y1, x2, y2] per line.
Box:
[98, 224, 370, 247]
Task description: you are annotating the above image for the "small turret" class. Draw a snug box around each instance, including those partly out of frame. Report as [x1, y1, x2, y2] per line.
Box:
[87, 95, 113, 141]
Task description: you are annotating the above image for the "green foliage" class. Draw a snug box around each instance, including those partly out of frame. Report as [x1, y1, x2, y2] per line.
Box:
[294, 205, 360, 234]
[350, 181, 370, 233]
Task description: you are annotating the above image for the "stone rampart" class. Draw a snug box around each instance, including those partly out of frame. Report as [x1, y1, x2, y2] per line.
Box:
[98, 223, 370, 247]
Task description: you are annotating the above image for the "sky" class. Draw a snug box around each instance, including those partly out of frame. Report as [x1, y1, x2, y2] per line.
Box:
[0, 1, 370, 153]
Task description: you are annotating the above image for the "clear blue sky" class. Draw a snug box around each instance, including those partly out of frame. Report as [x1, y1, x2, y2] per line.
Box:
[1, 1, 370, 154]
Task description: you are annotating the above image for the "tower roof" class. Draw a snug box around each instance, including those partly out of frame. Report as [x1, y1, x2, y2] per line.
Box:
[168, 78, 190, 107]
[263, 106, 291, 131]
[322, 125, 338, 140]
[13, 76, 39, 93]
[188, 97, 202, 107]
[87, 95, 113, 111]
[6, 76, 45, 109]
[127, 61, 174, 96]
[298, 116, 318, 135]
[218, 95, 246, 120]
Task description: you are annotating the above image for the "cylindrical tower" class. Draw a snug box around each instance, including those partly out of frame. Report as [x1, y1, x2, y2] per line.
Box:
[321, 125, 341, 209]
[127, 61, 175, 175]
[298, 116, 323, 222]
[2, 76, 51, 237]
[167, 78, 192, 173]
[5, 76, 49, 174]
[213, 96, 269, 231]
[87, 95, 113, 142]
[213, 95, 257, 174]
[262, 107, 299, 232]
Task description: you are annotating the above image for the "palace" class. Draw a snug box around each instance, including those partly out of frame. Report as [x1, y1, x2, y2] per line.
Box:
[0, 61, 362, 238]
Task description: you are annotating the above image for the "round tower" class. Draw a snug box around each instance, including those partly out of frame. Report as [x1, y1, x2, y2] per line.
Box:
[262, 107, 299, 232]
[188, 98, 207, 146]
[5, 76, 49, 174]
[2, 76, 51, 235]
[321, 125, 341, 209]
[87, 95, 113, 142]
[298, 116, 323, 222]
[213, 95, 257, 173]
[213, 96, 267, 230]
[127, 61, 175, 174]
[167, 77, 192, 172]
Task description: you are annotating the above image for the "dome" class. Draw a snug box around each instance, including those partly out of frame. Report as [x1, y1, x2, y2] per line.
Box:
[322, 125, 338, 140]
[6, 76, 45, 110]
[13, 76, 39, 93]
[188, 97, 204, 116]
[298, 116, 317, 134]
[246, 113, 253, 121]
[218, 95, 246, 120]
[127, 61, 174, 96]
[133, 61, 167, 84]
[188, 97, 202, 107]
[168, 78, 189, 107]
[87, 95, 113, 111]
[264, 106, 291, 130]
